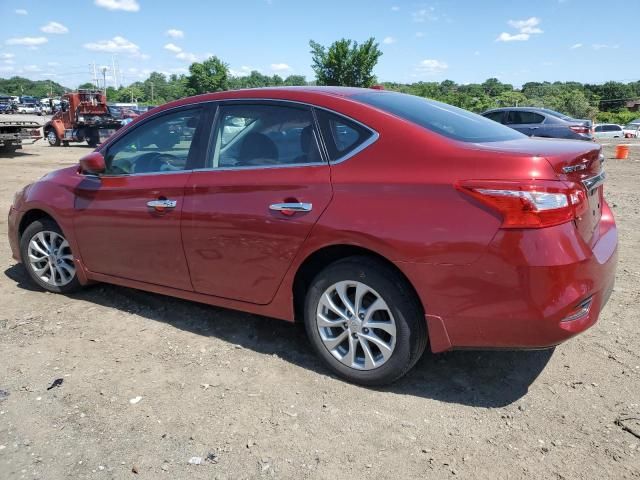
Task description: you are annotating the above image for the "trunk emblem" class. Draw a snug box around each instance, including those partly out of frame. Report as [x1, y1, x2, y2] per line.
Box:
[562, 163, 589, 173]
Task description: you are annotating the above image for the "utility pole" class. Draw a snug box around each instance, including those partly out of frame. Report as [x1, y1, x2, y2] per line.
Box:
[100, 66, 108, 97]
[92, 62, 98, 89]
[111, 55, 118, 89]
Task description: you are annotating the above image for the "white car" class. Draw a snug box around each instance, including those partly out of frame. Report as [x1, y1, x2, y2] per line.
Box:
[593, 123, 623, 139]
[622, 123, 640, 138]
[17, 103, 42, 115]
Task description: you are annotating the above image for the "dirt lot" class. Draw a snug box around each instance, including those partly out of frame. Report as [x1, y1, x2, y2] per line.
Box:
[1, 124, 639, 479]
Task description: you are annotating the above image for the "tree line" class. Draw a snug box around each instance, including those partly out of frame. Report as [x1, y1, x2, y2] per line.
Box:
[2, 37, 639, 123]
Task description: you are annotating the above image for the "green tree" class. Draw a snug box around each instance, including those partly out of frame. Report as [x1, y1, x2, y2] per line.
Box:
[309, 38, 382, 87]
[186, 56, 229, 95]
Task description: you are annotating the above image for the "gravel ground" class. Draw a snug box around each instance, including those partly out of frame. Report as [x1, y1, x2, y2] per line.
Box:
[0, 124, 639, 479]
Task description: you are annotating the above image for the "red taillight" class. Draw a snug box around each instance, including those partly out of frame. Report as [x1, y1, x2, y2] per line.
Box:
[569, 125, 590, 135]
[456, 180, 588, 229]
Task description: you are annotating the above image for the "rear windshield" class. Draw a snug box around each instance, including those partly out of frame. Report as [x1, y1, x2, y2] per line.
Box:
[352, 91, 524, 142]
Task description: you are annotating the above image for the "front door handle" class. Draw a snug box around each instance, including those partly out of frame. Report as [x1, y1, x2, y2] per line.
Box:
[269, 202, 312, 215]
[147, 199, 177, 210]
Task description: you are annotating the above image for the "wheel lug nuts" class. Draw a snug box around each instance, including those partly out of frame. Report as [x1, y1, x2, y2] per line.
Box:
[352, 333, 358, 338]
[359, 313, 364, 320]
[363, 328, 369, 334]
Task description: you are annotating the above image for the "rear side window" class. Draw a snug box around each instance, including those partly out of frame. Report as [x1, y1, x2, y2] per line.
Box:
[352, 91, 523, 143]
[594, 126, 603, 132]
[315, 109, 373, 162]
[506, 111, 544, 125]
[605, 125, 622, 132]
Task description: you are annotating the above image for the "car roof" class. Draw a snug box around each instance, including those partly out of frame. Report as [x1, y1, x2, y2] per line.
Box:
[483, 107, 550, 113]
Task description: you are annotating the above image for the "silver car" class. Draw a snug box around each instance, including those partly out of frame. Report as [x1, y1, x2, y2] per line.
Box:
[593, 123, 623, 139]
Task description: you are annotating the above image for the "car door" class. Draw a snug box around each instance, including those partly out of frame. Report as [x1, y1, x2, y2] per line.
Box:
[72, 105, 210, 290]
[182, 101, 332, 304]
[505, 110, 545, 136]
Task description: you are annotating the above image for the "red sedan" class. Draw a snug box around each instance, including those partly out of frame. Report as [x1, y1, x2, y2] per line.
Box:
[7, 87, 617, 385]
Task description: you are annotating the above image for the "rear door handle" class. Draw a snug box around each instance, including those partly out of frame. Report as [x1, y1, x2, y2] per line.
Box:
[269, 202, 312, 215]
[147, 199, 177, 209]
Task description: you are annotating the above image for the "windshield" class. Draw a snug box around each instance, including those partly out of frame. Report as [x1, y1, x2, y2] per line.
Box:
[352, 91, 524, 142]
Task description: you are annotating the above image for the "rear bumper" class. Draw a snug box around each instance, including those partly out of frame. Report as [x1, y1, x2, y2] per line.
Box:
[397, 201, 618, 353]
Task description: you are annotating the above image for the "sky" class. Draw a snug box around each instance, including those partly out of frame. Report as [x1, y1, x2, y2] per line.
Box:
[0, 0, 636, 89]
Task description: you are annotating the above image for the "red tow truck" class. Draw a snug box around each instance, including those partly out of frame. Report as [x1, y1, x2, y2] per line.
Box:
[43, 90, 122, 147]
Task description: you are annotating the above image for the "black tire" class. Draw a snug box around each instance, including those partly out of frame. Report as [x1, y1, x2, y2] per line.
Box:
[45, 129, 60, 146]
[19, 218, 82, 294]
[304, 256, 427, 386]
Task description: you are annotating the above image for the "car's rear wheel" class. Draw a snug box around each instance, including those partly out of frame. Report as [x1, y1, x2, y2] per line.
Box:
[304, 256, 427, 386]
[19, 219, 82, 294]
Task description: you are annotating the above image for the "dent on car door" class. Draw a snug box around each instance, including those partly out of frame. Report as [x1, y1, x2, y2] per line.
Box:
[72, 105, 211, 289]
[182, 101, 332, 304]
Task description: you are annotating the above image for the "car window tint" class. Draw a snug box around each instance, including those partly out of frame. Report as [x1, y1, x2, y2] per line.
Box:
[483, 111, 504, 123]
[352, 91, 523, 142]
[104, 108, 202, 175]
[209, 104, 322, 168]
[594, 126, 603, 132]
[506, 111, 544, 125]
[315, 109, 373, 161]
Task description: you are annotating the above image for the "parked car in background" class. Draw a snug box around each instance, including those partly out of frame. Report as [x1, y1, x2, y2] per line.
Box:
[481, 107, 593, 141]
[593, 124, 624, 139]
[8, 88, 617, 385]
[17, 103, 42, 115]
[622, 123, 640, 138]
[538, 108, 592, 128]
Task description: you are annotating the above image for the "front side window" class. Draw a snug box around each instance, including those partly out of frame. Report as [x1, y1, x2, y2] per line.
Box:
[209, 104, 322, 168]
[104, 108, 202, 175]
[506, 111, 544, 125]
[483, 111, 505, 123]
[315, 109, 374, 162]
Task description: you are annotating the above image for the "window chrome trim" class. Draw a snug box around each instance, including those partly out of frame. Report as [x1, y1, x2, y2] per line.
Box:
[206, 98, 380, 169]
[94, 97, 380, 175]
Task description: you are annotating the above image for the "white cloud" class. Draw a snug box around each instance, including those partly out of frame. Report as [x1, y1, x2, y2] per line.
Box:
[496, 32, 530, 42]
[0, 65, 15, 72]
[0, 53, 15, 59]
[164, 43, 182, 53]
[382, 36, 396, 45]
[83, 36, 140, 55]
[23, 65, 41, 72]
[5, 37, 49, 46]
[412, 7, 437, 22]
[391, 6, 400, 11]
[165, 29, 184, 38]
[507, 17, 543, 34]
[271, 63, 291, 72]
[415, 32, 424, 38]
[94, 0, 140, 12]
[230, 66, 255, 77]
[47, 61, 60, 66]
[15, 9, 28, 15]
[416, 59, 448, 75]
[592, 43, 619, 50]
[41, 21, 69, 34]
[497, 17, 543, 42]
[570, 43, 583, 49]
[176, 51, 198, 62]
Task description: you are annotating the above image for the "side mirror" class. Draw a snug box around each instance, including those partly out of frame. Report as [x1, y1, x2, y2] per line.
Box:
[79, 151, 106, 175]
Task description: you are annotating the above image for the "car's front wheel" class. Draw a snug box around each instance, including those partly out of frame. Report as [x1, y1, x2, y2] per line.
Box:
[19, 219, 82, 294]
[46, 129, 60, 146]
[304, 256, 427, 386]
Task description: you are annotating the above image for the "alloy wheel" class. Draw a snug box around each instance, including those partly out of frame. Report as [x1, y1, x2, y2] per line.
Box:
[27, 231, 76, 287]
[316, 280, 397, 370]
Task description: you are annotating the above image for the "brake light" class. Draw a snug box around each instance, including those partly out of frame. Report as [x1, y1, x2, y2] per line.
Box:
[569, 125, 590, 135]
[456, 180, 588, 228]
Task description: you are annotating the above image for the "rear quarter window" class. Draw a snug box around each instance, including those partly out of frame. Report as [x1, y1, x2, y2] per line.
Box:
[352, 91, 524, 142]
[315, 109, 374, 162]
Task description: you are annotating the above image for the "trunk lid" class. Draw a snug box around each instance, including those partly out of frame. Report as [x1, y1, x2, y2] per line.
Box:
[470, 138, 604, 244]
